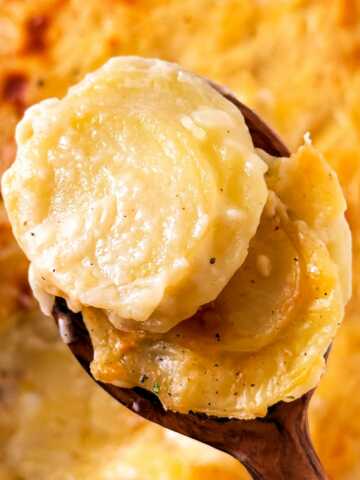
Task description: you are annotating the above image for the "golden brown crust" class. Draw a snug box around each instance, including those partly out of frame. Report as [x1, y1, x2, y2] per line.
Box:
[0, 1, 360, 478]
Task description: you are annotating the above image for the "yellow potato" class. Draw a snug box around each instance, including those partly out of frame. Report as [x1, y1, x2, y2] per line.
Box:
[84, 189, 345, 419]
[2, 57, 268, 333]
[169, 199, 302, 354]
[264, 144, 352, 304]
[2, 55, 349, 419]
[0, 1, 359, 477]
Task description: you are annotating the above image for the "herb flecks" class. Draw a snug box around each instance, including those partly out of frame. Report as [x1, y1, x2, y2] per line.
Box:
[152, 382, 160, 395]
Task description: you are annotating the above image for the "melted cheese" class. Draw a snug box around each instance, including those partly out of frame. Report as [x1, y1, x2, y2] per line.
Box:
[2, 57, 268, 333]
[84, 187, 345, 418]
[1, 1, 360, 477]
[2, 53, 350, 418]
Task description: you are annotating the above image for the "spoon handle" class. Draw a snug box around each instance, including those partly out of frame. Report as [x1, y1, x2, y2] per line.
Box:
[229, 394, 327, 479]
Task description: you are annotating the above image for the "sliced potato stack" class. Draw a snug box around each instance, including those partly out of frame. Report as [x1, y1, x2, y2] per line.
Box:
[85, 144, 350, 418]
[2, 57, 268, 334]
[2, 57, 351, 419]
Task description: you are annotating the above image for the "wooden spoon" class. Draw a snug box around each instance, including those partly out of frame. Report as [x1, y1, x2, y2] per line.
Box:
[52, 84, 327, 480]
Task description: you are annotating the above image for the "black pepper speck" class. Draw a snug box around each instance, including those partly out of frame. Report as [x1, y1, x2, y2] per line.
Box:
[140, 374, 148, 384]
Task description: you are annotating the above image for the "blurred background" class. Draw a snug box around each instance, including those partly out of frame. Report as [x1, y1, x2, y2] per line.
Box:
[0, 1, 359, 479]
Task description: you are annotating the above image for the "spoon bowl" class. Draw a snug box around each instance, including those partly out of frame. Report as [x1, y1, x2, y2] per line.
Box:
[52, 83, 327, 480]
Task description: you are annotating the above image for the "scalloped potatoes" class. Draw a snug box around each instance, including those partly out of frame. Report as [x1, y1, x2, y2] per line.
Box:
[84, 145, 350, 418]
[2, 57, 268, 333]
[1, 56, 351, 419]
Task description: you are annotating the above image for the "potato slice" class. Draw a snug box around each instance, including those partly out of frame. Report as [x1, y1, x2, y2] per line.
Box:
[263, 144, 352, 303]
[84, 192, 344, 419]
[2, 57, 268, 332]
[167, 196, 302, 353]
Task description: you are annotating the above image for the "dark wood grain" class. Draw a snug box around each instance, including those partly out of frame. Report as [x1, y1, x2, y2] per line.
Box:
[52, 84, 327, 480]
